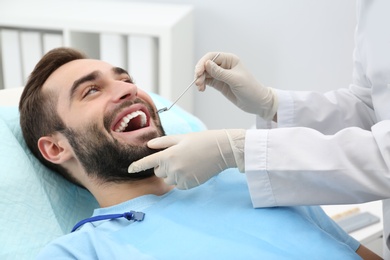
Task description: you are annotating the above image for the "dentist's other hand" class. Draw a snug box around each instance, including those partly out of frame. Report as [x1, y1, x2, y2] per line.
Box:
[195, 52, 278, 120]
[128, 129, 246, 189]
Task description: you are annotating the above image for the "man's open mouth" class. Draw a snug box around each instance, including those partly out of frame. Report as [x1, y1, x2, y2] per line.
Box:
[112, 106, 150, 133]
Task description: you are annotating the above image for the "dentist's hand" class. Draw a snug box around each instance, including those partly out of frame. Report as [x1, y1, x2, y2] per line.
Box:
[128, 129, 246, 189]
[195, 52, 278, 120]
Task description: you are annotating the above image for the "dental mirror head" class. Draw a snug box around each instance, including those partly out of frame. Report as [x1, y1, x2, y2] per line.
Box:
[156, 107, 168, 114]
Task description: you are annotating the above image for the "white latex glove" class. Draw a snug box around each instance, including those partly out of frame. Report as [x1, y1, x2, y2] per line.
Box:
[195, 52, 278, 120]
[128, 129, 246, 189]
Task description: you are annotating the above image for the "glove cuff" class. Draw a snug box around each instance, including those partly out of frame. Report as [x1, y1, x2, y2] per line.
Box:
[268, 87, 279, 121]
[259, 87, 279, 121]
[225, 129, 246, 172]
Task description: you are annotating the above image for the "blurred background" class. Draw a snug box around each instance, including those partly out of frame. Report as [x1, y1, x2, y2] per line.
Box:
[158, 0, 357, 129]
[0, 0, 357, 129]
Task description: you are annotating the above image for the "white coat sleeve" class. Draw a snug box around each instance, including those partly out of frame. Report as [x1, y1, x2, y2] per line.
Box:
[245, 122, 390, 208]
[256, 85, 377, 134]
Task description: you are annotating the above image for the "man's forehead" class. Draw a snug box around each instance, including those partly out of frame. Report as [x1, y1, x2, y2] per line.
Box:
[43, 59, 111, 90]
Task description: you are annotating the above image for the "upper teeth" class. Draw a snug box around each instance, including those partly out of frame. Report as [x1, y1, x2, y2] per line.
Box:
[114, 110, 147, 132]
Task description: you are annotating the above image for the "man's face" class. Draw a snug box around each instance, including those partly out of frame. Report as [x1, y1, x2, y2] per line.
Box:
[43, 59, 165, 182]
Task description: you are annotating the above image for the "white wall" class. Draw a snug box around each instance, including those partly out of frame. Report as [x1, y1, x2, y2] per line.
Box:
[95, 0, 358, 129]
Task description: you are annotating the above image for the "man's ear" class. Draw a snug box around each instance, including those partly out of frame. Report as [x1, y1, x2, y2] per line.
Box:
[38, 134, 73, 164]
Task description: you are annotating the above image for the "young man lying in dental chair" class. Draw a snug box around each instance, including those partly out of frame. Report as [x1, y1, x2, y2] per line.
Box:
[19, 47, 379, 259]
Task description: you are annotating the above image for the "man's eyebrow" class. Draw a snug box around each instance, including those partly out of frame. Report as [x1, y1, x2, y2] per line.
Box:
[112, 67, 130, 76]
[69, 71, 100, 103]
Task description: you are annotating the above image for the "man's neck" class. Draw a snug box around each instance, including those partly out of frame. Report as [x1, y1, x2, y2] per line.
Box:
[88, 176, 174, 208]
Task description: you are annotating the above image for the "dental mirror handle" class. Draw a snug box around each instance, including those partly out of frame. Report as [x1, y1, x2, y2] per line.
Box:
[157, 52, 220, 114]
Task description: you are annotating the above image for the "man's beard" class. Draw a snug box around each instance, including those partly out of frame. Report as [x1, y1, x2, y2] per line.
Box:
[62, 100, 165, 184]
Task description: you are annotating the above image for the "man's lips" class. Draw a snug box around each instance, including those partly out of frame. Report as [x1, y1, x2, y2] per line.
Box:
[111, 104, 151, 133]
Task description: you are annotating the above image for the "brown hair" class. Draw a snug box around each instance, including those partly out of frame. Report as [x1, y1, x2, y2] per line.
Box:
[19, 47, 86, 184]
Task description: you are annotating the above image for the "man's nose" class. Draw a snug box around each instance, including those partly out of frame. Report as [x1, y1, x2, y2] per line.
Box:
[111, 81, 138, 102]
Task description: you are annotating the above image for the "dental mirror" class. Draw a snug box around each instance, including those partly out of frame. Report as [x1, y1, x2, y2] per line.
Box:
[157, 53, 220, 114]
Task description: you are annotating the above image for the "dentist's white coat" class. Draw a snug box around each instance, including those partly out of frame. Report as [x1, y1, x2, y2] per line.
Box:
[245, 0, 390, 257]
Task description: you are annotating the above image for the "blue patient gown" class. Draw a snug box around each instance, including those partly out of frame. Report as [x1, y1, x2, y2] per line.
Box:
[36, 169, 360, 259]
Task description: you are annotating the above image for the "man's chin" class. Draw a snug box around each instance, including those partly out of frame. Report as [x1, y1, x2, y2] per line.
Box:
[65, 118, 165, 185]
